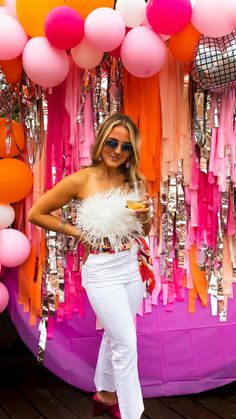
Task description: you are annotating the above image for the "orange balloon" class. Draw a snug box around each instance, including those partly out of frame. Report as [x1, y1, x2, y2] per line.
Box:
[16, 0, 64, 37]
[65, 0, 115, 19]
[0, 57, 23, 84]
[0, 158, 33, 203]
[0, 119, 25, 158]
[169, 24, 201, 63]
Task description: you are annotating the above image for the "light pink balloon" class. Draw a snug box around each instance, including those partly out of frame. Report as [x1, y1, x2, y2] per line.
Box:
[85, 7, 126, 52]
[191, 0, 235, 37]
[0, 15, 28, 60]
[0, 282, 9, 313]
[120, 26, 167, 78]
[5, 0, 17, 18]
[71, 37, 103, 69]
[22, 37, 70, 88]
[0, 229, 30, 268]
[0, 204, 15, 229]
[45, 6, 84, 50]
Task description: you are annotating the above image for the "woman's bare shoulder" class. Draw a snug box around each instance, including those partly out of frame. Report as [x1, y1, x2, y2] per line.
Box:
[71, 167, 97, 183]
[71, 167, 100, 199]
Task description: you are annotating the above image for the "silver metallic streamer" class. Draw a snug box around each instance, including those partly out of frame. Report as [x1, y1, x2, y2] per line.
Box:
[37, 201, 81, 363]
[20, 74, 46, 166]
[38, 318, 47, 364]
[91, 55, 123, 132]
[193, 90, 212, 173]
[165, 176, 176, 281]
[176, 166, 187, 268]
[160, 164, 187, 280]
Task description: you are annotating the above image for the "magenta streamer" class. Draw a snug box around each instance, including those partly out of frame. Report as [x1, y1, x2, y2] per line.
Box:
[46, 81, 70, 189]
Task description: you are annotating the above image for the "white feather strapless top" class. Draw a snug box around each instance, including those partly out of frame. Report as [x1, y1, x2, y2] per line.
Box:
[75, 188, 143, 251]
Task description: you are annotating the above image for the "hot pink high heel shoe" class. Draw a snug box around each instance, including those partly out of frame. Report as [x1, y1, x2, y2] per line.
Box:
[92, 393, 121, 418]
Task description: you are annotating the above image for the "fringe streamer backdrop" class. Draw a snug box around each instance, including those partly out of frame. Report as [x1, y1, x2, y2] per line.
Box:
[10, 54, 236, 360]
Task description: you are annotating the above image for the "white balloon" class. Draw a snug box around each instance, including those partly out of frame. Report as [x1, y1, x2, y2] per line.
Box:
[0, 204, 15, 229]
[116, 0, 146, 28]
[71, 37, 103, 69]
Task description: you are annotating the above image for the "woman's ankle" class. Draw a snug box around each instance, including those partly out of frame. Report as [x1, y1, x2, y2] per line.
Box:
[97, 390, 117, 404]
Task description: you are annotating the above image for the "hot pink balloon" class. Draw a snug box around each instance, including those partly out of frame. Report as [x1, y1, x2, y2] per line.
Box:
[0, 229, 30, 268]
[44, 6, 84, 50]
[146, 0, 192, 35]
[191, 0, 235, 37]
[120, 26, 167, 78]
[0, 14, 28, 60]
[0, 282, 9, 313]
[22, 37, 70, 88]
[85, 7, 126, 52]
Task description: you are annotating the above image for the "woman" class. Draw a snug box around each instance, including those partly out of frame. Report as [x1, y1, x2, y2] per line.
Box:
[28, 113, 152, 419]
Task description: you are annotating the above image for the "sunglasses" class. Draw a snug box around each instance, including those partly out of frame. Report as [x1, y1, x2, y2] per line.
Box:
[104, 138, 133, 154]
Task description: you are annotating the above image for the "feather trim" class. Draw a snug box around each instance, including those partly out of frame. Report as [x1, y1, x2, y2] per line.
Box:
[75, 188, 143, 251]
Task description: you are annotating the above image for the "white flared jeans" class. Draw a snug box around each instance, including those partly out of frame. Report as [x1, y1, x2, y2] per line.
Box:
[82, 245, 145, 419]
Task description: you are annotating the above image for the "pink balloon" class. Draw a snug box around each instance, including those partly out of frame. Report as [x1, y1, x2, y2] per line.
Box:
[22, 37, 70, 88]
[45, 6, 84, 50]
[120, 26, 167, 78]
[0, 229, 30, 268]
[0, 282, 9, 313]
[191, 0, 235, 37]
[85, 7, 126, 52]
[0, 14, 28, 60]
[71, 37, 103, 69]
[146, 0, 192, 35]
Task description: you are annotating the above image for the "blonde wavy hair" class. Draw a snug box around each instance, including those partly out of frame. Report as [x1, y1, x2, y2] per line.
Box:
[90, 113, 143, 182]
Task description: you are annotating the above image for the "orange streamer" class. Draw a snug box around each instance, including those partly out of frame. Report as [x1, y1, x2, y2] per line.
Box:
[123, 70, 162, 197]
[188, 245, 208, 313]
[18, 230, 46, 325]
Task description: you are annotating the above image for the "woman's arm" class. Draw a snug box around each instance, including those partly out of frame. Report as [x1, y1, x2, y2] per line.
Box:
[28, 173, 85, 240]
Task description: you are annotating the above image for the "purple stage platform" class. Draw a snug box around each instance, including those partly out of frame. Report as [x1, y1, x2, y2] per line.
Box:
[3, 268, 236, 397]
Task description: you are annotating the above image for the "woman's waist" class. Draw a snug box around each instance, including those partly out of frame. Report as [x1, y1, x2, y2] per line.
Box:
[89, 240, 132, 254]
